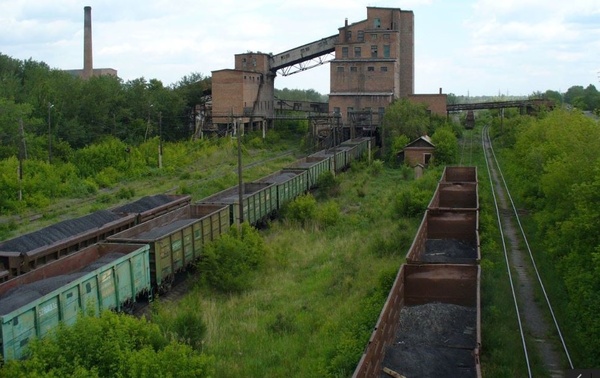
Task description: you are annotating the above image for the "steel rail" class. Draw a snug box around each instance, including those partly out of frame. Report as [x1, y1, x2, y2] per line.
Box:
[485, 126, 574, 369]
[482, 125, 533, 377]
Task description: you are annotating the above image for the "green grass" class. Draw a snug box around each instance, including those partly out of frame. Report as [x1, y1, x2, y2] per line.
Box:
[160, 160, 425, 377]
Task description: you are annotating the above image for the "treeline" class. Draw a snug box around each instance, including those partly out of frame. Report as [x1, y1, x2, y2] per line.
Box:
[492, 108, 600, 367]
[0, 53, 211, 161]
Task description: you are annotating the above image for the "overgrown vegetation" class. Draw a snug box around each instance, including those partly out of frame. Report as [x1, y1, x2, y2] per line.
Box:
[493, 108, 600, 367]
[199, 223, 267, 294]
[0, 310, 215, 377]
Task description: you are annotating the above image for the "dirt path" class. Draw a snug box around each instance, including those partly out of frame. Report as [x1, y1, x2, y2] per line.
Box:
[484, 133, 565, 377]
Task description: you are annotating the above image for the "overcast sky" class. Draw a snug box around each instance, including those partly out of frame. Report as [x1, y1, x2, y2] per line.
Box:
[1, 0, 599, 96]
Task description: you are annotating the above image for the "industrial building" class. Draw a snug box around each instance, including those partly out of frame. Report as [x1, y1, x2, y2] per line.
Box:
[209, 6, 428, 138]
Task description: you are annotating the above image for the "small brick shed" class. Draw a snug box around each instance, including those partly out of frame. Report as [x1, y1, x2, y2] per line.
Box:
[397, 135, 435, 167]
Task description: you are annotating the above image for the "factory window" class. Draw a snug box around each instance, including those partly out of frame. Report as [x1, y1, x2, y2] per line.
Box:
[354, 46, 361, 57]
[333, 107, 340, 115]
[347, 107, 354, 118]
[379, 107, 385, 115]
[374, 18, 381, 28]
[342, 47, 349, 58]
[367, 66, 375, 72]
[350, 66, 358, 72]
[346, 30, 352, 41]
[371, 45, 378, 57]
[380, 66, 388, 72]
[337, 66, 344, 73]
[357, 30, 364, 42]
[383, 45, 390, 58]
[383, 33, 390, 41]
[371, 34, 377, 41]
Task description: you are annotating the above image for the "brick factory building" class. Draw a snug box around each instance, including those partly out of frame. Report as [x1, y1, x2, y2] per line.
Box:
[329, 6, 414, 125]
[209, 6, 432, 136]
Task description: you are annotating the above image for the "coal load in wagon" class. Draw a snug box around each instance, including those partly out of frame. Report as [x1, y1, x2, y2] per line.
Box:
[422, 239, 477, 262]
[0, 253, 125, 315]
[258, 172, 298, 184]
[381, 303, 478, 378]
[0, 211, 123, 253]
[112, 195, 176, 214]
[131, 219, 197, 240]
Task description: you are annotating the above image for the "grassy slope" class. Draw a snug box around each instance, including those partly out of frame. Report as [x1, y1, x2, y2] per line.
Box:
[176, 163, 423, 377]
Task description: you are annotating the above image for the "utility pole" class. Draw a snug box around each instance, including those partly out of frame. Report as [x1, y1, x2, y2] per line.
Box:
[18, 119, 25, 201]
[47, 102, 54, 163]
[236, 117, 244, 230]
[158, 111, 163, 168]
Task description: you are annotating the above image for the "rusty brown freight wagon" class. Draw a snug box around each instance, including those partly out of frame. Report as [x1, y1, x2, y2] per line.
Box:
[406, 209, 480, 264]
[440, 166, 477, 184]
[352, 264, 481, 378]
[0, 211, 137, 278]
[107, 204, 229, 291]
[0, 194, 192, 280]
[428, 182, 479, 210]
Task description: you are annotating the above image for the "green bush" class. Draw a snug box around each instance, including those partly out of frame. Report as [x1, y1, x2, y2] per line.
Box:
[283, 194, 317, 226]
[116, 187, 135, 200]
[316, 171, 340, 197]
[199, 223, 266, 293]
[317, 200, 341, 227]
[151, 296, 207, 350]
[95, 166, 122, 188]
[0, 310, 215, 377]
[369, 159, 384, 176]
[392, 187, 430, 218]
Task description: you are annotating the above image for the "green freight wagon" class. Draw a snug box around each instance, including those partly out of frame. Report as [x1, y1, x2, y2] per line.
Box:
[107, 204, 229, 291]
[199, 183, 278, 226]
[309, 149, 347, 173]
[255, 169, 309, 208]
[286, 156, 331, 188]
[0, 243, 151, 361]
[341, 137, 374, 161]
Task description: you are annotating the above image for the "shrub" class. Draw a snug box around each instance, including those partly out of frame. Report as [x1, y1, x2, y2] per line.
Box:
[316, 171, 340, 197]
[151, 297, 207, 350]
[199, 223, 266, 293]
[116, 187, 135, 200]
[392, 187, 430, 218]
[369, 159, 384, 176]
[317, 200, 341, 227]
[283, 194, 317, 226]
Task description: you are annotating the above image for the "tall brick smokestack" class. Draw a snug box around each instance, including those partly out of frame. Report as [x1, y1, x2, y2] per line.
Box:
[83, 6, 93, 79]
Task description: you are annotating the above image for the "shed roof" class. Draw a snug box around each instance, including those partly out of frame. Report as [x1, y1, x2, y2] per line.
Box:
[404, 135, 435, 149]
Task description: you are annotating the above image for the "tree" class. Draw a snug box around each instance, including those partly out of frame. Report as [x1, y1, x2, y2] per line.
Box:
[431, 126, 458, 165]
[381, 98, 430, 160]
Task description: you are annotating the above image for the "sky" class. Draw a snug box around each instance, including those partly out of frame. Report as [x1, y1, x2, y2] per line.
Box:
[1, 0, 599, 97]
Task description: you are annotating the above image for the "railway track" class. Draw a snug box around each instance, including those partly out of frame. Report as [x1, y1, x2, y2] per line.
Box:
[482, 125, 571, 377]
[459, 127, 475, 166]
[0, 149, 298, 239]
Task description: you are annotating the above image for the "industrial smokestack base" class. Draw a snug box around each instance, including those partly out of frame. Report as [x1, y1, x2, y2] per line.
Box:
[83, 6, 93, 79]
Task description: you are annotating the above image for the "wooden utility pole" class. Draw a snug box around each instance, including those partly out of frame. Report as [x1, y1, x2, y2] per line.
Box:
[236, 117, 244, 230]
[158, 111, 163, 168]
[18, 119, 25, 201]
